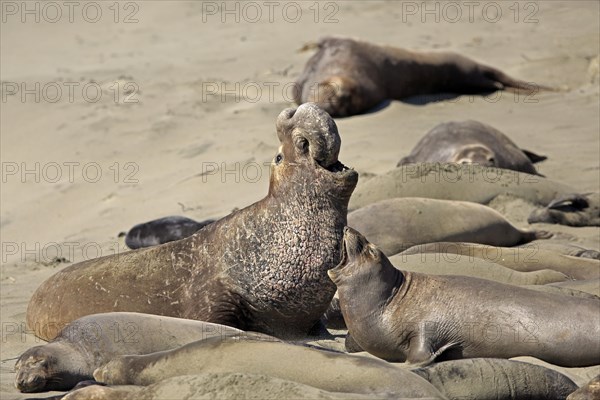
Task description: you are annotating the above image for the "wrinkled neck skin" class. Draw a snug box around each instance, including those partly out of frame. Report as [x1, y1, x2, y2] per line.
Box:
[183, 164, 353, 338]
[338, 259, 405, 337]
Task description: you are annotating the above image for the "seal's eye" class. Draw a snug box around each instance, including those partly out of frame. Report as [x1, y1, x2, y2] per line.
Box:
[275, 154, 283, 164]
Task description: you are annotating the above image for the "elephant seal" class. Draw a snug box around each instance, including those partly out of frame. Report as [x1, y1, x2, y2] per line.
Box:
[14, 312, 244, 392]
[528, 192, 600, 227]
[412, 358, 577, 400]
[401, 242, 600, 280]
[329, 227, 600, 367]
[124, 216, 216, 249]
[348, 197, 548, 256]
[519, 240, 600, 260]
[294, 37, 549, 117]
[26, 103, 358, 341]
[93, 335, 445, 399]
[348, 163, 576, 211]
[549, 279, 600, 297]
[397, 120, 546, 175]
[60, 373, 389, 400]
[388, 253, 569, 285]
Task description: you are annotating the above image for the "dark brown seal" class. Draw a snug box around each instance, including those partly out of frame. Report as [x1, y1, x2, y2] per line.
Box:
[294, 37, 548, 117]
[329, 227, 600, 367]
[398, 120, 546, 175]
[26, 103, 358, 341]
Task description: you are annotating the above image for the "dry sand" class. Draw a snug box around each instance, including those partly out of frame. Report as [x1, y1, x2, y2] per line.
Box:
[1, 1, 598, 399]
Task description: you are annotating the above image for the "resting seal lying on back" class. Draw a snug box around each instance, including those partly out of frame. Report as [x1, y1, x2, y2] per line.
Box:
[398, 120, 546, 175]
[26, 104, 358, 341]
[329, 227, 600, 367]
[15, 313, 243, 392]
[125, 216, 216, 249]
[294, 37, 549, 117]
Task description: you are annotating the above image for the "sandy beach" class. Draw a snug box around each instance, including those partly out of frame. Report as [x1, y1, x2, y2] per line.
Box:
[1, 1, 599, 398]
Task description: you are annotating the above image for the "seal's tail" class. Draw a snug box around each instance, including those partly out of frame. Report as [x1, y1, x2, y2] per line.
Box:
[484, 66, 557, 94]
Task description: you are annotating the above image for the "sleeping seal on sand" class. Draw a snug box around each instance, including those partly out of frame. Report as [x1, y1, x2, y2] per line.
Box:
[294, 37, 549, 117]
[398, 120, 546, 175]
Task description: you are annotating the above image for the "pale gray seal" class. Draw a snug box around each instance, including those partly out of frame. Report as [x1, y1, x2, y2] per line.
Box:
[348, 197, 548, 255]
[93, 335, 446, 399]
[398, 120, 546, 175]
[14, 312, 243, 392]
[348, 163, 576, 211]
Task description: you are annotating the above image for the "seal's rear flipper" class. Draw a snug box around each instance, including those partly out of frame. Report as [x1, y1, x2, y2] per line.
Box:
[406, 338, 460, 367]
[521, 149, 548, 164]
[547, 194, 590, 211]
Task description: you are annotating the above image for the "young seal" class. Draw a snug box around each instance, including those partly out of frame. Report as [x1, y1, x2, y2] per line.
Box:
[92, 335, 446, 399]
[14, 312, 244, 392]
[412, 358, 578, 400]
[397, 120, 546, 175]
[26, 103, 358, 341]
[348, 197, 548, 256]
[528, 192, 600, 227]
[401, 242, 600, 280]
[329, 227, 600, 367]
[124, 216, 216, 249]
[349, 163, 577, 211]
[294, 37, 549, 117]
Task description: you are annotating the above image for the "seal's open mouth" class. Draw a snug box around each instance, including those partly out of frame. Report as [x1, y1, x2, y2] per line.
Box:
[324, 160, 350, 173]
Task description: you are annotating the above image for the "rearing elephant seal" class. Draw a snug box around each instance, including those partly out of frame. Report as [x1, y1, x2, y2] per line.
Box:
[294, 37, 548, 117]
[27, 103, 358, 341]
[329, 227, 600, 367]
[397, 120, 546, 175]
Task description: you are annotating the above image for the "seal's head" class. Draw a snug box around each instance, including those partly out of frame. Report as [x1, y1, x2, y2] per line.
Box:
[270, 103, 358, 202]
[328, 227, 400, 291]
[451, 144, 496, 166]
[15, 344, 88, 392]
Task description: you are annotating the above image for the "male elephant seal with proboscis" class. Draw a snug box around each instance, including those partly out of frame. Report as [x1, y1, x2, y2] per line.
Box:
[124, 216, 216, 249]
[329, 227, 600, 367]
[294, 37, 550, 117]
[398, 120, 546, 175]
[26, 103, 358, 341]
[14, 312, 244, 392]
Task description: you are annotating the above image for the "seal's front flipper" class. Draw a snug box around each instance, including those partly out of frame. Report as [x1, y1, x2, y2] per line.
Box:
[406, 337, 460, 367]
